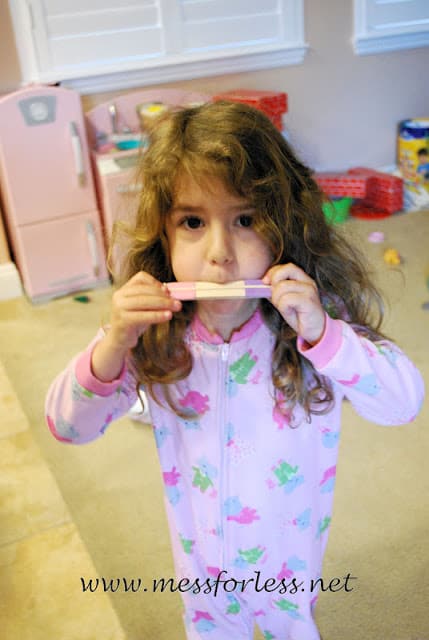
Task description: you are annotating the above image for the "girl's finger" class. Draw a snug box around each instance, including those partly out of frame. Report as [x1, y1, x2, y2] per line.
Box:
[275, 291, 317, 312]
[263, 263, 314, 285]
[122, 309, 176, 326]
[119, 295, 181, 312]
[120, 289, 171, 304]
[270, 282, 319, 307]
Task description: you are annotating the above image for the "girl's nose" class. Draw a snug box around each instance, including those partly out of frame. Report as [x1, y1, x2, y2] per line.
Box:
[207, 226, 234, 266]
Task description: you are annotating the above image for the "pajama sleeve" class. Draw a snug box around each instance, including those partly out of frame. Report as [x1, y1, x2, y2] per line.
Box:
[297, 314, 425, 425]
[45, 328, 139, 444]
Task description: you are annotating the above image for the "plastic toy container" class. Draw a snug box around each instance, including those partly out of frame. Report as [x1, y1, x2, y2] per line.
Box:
[398, 119, 429, 187]
[398, 118, 429, 209]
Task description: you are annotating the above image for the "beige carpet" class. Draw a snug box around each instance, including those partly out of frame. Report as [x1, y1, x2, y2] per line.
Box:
[0, 210, 428, 640]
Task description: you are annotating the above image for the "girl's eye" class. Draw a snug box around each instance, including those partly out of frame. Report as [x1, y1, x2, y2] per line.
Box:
[182, 216, 203, 229]
[237, 214, 254, 228]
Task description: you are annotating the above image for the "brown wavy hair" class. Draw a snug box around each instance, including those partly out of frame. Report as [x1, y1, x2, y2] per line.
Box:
[110, 100, 386, 420]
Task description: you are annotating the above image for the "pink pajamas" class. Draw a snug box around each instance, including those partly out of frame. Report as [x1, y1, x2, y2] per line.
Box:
[45, 309, 424, 639]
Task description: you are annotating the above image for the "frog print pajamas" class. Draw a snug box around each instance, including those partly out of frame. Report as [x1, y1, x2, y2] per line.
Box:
[45, 309, 424, 639]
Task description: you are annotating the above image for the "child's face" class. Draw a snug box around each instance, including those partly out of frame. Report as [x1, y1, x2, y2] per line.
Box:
[166, 173, 273, 286]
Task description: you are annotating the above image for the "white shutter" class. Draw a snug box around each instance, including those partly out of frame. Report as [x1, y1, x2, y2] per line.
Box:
[8, 0, 307, 92]
[180, 0, 281, 51]
[354, 0, 429, 54]
[25, 0, 164, 70]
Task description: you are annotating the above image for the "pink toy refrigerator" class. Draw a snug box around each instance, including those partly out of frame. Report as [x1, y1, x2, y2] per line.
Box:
[0, 85, 108, 302]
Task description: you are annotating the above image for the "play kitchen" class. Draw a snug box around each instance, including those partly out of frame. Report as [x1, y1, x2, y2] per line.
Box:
[85, 89, 209, 244]
[96, 101, 169, 153]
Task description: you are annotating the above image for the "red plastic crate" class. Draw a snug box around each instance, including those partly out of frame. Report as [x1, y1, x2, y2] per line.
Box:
[212, 89, 288, 130]
[314, 173, 369, 198]
[350, 203, 394, 220]
[213, 89, 287, 114]
[347, 168, 403, 213]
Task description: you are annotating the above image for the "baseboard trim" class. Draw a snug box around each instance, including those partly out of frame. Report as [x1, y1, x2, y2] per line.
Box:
[0, 262, 24, 301]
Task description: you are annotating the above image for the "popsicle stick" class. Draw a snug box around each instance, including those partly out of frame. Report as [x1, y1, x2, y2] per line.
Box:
[165, 279, 272, 300]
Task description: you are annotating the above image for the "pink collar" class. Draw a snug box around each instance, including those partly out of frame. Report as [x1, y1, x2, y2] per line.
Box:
[191, 307, 264, 345]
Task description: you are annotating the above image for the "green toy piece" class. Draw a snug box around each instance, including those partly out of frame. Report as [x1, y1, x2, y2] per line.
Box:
[322, 197, 352, 224]
[73, 295, 91, 303]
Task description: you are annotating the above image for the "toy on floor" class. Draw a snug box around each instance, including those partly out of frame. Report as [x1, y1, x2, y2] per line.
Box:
[321, 197, 353, 224]
[348, 167, 403, 216]
[367, 231, 385, 243]
[350, 203, 393, 220]
[73, 295, 91, 303]
[315, 167, 403, 222]
[383, 248, 401, 266]
[315, 173, 368, 198]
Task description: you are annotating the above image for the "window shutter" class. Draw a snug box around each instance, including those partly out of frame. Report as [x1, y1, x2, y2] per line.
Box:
[354, 0, 429, 54]
[9, 0, 307, 92]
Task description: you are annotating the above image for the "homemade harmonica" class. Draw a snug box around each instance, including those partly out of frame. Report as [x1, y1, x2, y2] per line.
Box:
[165, 279, 272, 301]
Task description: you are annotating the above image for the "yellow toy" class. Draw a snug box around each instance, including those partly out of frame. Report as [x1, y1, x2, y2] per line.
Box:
[383, 248, 401, 265]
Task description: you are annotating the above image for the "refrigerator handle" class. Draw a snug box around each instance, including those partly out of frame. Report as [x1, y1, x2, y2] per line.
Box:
[70, 122, 86, 186]
[86, 220, 101, 277]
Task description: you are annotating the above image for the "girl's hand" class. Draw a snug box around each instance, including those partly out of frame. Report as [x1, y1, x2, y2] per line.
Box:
[108, 271, 182, 351]
[91, 272, 181, 382]
[262, 264, 326, 345]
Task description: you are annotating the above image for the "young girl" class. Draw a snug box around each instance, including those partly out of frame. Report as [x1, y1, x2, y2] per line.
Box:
[46, 101, 424, 640]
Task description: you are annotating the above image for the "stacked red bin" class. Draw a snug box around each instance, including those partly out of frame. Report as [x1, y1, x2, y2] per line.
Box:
[212, 89, 288, 130]
[347, 168, 403, 218]
[315, 168, 403, 219]
[314, 173, 368, 198]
